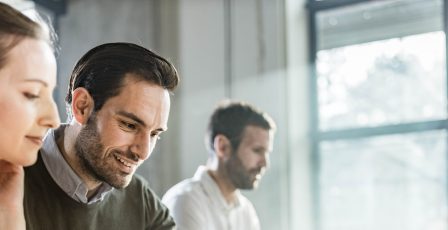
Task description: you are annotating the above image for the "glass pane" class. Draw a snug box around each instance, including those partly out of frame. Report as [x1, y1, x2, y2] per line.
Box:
[316, 0, 446, 131]
[320, 130, 447, 230]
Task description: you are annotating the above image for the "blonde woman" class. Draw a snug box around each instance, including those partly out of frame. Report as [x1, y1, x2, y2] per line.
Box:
[0, 3, 60, 229]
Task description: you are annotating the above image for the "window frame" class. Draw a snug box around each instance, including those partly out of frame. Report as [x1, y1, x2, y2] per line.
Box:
[306, 0, 448, 229]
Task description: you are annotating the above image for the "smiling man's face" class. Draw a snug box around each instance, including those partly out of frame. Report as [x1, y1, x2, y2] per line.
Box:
[74, 75, 170, 188]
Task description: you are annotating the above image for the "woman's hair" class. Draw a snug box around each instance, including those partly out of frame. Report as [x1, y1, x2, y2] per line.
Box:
[0, 2, 54, 68]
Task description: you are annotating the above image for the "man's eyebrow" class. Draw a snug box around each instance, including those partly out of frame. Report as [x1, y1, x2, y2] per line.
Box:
[24, 79, 48, 87]
[116, 111, 167, 132]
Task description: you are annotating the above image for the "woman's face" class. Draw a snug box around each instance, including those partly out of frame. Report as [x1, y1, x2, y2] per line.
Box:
[0, 37, 60, 166]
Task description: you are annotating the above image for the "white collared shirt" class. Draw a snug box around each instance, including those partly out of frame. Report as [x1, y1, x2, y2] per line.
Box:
[162, 166, 260, 230]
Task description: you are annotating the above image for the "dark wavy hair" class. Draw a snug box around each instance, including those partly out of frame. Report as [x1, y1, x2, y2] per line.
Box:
[65, 42, 180, 117]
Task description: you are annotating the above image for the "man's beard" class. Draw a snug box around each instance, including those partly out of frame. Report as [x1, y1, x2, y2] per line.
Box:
[73, 114, 132, 188]
[225, 151, 263, 190]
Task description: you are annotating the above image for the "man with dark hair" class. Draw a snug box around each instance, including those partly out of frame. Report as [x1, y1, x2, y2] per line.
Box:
[23, 42, 179, 230]
[162, 100, 276, 230]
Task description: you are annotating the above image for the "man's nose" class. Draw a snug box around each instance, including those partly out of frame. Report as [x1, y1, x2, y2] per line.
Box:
[259, 153, 270, 168]
[130, 132, 153, 161]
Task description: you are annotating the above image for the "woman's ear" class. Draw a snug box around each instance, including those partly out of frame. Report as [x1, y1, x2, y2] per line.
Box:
[71, 88, 94, 125]
[213, 134, 232, 160]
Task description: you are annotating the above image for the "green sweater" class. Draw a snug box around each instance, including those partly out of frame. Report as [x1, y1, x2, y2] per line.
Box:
[24, 155, 175, 230]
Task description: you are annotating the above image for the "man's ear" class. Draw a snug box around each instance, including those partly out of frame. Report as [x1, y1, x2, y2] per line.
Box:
[71, 88, 94, 125]
[213, 134, 232, 160]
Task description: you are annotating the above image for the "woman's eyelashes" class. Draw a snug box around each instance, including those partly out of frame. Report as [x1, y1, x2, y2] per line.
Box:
[23, 92, 39, 100]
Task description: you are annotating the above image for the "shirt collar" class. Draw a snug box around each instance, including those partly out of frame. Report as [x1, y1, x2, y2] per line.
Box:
[40, 126, 113, 204]
[194, 166, 242, 211]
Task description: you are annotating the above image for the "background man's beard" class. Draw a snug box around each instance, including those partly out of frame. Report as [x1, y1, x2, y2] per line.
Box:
[225, 152, 260, 190]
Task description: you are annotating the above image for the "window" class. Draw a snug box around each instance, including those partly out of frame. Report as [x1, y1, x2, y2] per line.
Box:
[308, 0, 448, 229]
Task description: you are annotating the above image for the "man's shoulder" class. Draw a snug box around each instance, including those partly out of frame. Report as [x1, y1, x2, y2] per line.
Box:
[121, 174, 157, 197]
[129, 174, 150, 188]
[162, 176, 205, 205]
[236, 193, 259, 214]
[237, 193, 252, 203]
[161, 176, 209, 219]
[164, 177, 201, 196]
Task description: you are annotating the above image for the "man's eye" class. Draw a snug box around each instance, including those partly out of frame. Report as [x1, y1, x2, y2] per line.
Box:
[120, 121, 136, 130]
[151, 133, 161, 140]
[254, 149, 265, 155]
[23, 92, 39, 100]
